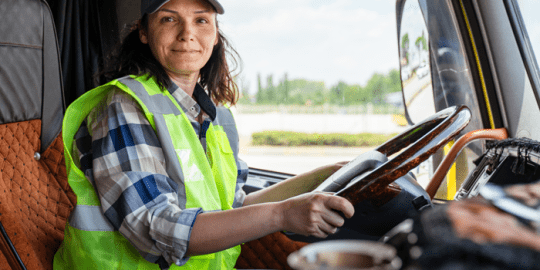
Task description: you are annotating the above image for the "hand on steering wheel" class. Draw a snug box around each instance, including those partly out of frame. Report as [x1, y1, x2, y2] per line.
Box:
[278, 192, 354, 238]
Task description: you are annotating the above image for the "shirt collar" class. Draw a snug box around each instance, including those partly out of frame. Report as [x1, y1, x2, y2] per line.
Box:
[168, 82, 217, 121]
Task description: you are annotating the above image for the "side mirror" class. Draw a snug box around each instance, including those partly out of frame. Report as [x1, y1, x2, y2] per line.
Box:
[396, 0, 436, 125]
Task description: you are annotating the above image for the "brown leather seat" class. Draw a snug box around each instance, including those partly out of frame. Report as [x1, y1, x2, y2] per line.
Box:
[235, 231, 308, 270]
[0, 0, 75, 269]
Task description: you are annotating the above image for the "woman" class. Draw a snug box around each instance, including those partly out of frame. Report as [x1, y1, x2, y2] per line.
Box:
[54, 0, 354, 269]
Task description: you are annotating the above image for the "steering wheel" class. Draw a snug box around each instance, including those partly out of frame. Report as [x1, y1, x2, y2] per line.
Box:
[314, 105, 472, 205]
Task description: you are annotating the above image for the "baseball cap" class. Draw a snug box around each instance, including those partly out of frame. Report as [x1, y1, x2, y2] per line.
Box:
[141, 0, 224, 16]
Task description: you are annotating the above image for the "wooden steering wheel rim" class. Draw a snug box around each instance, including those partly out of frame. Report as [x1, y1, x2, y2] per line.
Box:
[336, 105, 472, 205]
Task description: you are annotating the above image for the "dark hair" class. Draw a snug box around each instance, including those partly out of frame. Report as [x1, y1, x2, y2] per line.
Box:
[97, 14, 241, 105]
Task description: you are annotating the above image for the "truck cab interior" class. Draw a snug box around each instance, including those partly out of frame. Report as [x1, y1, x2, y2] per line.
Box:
[1, 0, 540, 269]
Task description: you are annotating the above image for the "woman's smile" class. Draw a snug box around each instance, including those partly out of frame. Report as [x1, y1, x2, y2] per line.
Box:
[173, 49, 201, 53]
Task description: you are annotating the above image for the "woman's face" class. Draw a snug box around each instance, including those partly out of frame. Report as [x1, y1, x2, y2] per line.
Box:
[140, 0, 218, 78]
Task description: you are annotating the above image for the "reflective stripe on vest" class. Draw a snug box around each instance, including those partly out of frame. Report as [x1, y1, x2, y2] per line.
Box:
[54, 74, 240, 269]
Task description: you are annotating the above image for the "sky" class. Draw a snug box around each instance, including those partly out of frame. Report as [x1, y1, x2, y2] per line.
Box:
[217, 0, 400, 94]
[518, 0, 540, 64]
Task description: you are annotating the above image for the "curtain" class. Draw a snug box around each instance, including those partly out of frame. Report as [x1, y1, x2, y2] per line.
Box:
[45, 0, 119, 106]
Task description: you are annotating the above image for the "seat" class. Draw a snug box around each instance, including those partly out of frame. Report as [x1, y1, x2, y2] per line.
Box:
[0, 0, 76, 269]
[235, 231, 308, 270]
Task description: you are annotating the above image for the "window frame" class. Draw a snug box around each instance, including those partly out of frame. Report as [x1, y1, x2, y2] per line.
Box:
[504, 0, 540, 110]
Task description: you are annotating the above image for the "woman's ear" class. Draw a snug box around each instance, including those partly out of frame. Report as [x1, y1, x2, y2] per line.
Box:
[139, 21, 148, 44]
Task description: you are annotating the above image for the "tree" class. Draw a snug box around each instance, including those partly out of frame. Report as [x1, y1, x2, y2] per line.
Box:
[256, 73, 264, 103]
[365, 73, 386, 103]
[282, 73, 289, 104]
[266, 75, 276, 104]
[415, 35, 427, 57]
[252, 68, 402, 106]
[387, 69, 401, 93]
[415, 31, 428, 51]
[401, 33, 410, 64]
[330, 81, 347, 105]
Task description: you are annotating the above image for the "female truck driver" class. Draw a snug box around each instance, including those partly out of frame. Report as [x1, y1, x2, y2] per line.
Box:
[54, 0, 354, 269]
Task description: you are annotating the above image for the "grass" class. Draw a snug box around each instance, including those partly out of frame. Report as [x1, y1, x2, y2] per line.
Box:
[251, 131, 398, 147]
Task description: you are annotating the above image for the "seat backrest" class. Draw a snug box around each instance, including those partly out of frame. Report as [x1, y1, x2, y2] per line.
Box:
[0, 0, 76, 269]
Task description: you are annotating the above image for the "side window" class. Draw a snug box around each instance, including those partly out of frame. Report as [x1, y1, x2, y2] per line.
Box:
[513, 0, 540, 101]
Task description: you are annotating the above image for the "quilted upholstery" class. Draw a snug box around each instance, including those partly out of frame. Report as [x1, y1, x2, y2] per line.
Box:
[0, 249, 11, 269]
[235, 232, 308, 270]
[0, 120, 75, 270]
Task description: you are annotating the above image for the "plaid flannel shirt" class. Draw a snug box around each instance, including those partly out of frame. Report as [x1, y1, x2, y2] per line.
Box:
[73, 82, 248, 266]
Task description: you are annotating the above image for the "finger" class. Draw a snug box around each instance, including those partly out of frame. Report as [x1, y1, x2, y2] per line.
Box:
[525, 198, 539, 207]
[528, 183, 540, 197]
[316, 222, 337, 237]
[321, 209, 345, 228]
[315, 230, 329, 239]
[324, 195, 355, 218]
[306, 223, 330, 238]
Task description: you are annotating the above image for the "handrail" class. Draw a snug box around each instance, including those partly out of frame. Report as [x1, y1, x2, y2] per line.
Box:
[426, 128, 508, 199]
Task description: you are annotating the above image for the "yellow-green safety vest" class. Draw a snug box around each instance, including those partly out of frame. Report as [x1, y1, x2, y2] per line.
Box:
[54, 74, 241, 269]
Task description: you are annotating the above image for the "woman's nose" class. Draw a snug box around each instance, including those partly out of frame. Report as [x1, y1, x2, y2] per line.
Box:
[178, 23, 194, 41]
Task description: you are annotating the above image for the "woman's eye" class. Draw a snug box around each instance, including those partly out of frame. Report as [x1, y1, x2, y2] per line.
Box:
[197, 18, 209, 24]
[161, 17, 175, 23]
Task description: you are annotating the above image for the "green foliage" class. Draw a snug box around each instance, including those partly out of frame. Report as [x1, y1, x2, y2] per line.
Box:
[251, 69, 402, 106]
[401, 33, 410, 50]
[415, 34, 428, 51]
[401, 33, 410, 64]
[256, 73, 264, 103]
[251, 131, 397, 147]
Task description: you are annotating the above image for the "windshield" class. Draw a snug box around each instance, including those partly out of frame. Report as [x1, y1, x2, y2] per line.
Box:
[219, 1, 403, 174]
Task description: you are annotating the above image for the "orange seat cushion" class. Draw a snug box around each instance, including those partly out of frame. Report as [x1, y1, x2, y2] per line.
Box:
[235, 232, 308, 270]
[0, 120, 75, 270]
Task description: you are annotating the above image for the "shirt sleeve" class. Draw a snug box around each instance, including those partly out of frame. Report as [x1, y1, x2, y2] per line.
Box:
[87, 88, 201, 266]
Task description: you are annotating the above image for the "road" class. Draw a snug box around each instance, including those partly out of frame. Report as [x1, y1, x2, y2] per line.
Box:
[402, 73, 436, 123]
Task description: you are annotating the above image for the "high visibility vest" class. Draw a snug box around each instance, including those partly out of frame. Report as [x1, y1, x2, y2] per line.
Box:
[54, 74, 241, 269]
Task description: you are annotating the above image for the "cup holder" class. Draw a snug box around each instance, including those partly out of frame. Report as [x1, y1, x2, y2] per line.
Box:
[288, 240, 401, 270]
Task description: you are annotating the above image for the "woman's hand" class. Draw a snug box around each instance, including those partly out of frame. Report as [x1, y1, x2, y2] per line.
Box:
[276, 192, 354, 238]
